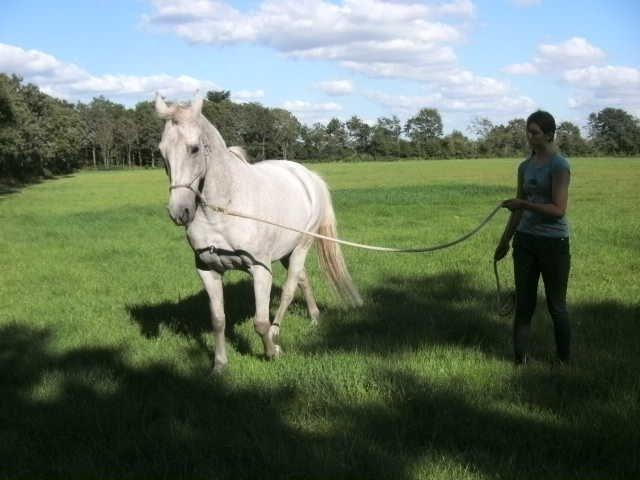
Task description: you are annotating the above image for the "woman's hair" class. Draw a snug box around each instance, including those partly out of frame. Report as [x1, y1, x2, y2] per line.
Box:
[527, 110, 556, 141]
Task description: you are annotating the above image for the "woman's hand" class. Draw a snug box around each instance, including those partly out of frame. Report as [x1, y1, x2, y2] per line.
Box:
[501, 198, 526, 211]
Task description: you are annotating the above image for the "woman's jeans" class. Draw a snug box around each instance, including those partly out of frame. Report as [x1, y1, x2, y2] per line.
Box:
[512, 231, 571, 362]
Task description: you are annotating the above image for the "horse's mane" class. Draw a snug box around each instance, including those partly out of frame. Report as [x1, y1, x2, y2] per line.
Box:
[228, 146, 250, 164]
[197, 113, 228, 152]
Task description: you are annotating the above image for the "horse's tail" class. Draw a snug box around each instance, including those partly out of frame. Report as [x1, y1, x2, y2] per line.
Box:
[316, 182, 363, 307]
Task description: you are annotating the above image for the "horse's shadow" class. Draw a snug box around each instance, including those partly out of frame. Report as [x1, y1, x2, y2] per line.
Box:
[128, 270, 514, 363]
[127, 280, 289, 359]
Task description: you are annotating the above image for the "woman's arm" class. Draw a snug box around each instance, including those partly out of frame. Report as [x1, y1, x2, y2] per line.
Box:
[502, 170, 570, 218]
[494, 167, 525, 260]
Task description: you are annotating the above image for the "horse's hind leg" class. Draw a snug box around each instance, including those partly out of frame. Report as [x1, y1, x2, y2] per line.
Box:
[280, 255, 320, 325]
[298, 268, 320, 325]
[270, 241, 313, 342]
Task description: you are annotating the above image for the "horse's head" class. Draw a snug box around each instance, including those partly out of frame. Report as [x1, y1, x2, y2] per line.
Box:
[156, 92, 206, 226]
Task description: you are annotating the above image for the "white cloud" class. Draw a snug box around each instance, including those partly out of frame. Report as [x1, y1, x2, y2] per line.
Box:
[502, 37, 640, 114]
[314, 80, 354, 96]
[436, 0, 475, 17]
[232, 89, 265, 102]
[563, 65, 640, 88]
[144, 0, 469, 72]
[283, 100, 343, 112]
[144, 0, 542, 125]
[367, 87, 535, 116]
[0, 42, 220, 102]
[537, 37, 605, 69]
[503, 37, 606, 76]
[510, 0, 542, 7]
[502, 62, 538, 75]
[290, 39, 456, 63]
[282, 99, 343, 124]
[366, 88, 536, 134]
[0, 43, 86, 84]
[565, 65, 640, 115]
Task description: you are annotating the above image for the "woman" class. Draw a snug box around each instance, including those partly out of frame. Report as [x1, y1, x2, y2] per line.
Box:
[495, 110, 571, 365]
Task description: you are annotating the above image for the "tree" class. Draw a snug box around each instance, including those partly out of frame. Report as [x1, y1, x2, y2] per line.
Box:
[134, 100, 163, 167]
[371, 116, 402, 158]
[0, 74, 84, 178]
[405, 108, 443, 158]
[202, 92, 243, 146]
[467, 116, 494, 140]
[442, 130, 474, 158]
[378, 116, 402, 144]
[505, 118, 528, 155]
[241, 102, 276, 161]
[0, 76, 15, 127]
[556, 121, 588, 156]
[77, 102, 97, 168]
[16, 82, 50, 174]
[588, 108, 640, 155]
[299, 123, 329, 161]
[325, 118, 348, 158]
[0, 74, 22, 177]
[117, 109, 138, 168]
[346, 116, 371, 155]
[271, 108, 300, 159]
[206, 90, 231, 103]
[482, 118, 528, 157]
[42, 98, 86, 173]
[88, 96, 121, 168]
[467, 117, 493, 156]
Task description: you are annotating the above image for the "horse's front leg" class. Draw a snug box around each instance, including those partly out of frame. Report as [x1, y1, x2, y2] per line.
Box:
[252, 266, 279, 359]
[197, 268, 227, 373]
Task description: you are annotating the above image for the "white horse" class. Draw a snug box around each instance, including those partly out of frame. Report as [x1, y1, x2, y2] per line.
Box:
[155, 93, 362, 372]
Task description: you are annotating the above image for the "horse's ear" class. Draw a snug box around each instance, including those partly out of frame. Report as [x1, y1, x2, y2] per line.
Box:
[155, 93, 174, 119]
[190, 91, 204, 117]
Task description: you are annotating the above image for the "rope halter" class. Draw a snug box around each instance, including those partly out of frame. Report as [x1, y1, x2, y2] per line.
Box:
[167, 141, 210, 206]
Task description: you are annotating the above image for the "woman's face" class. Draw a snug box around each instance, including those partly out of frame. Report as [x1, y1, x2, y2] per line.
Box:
[526, 121, 549, 150]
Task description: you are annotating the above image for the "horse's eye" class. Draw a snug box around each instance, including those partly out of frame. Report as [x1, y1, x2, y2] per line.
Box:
[189, 145, 200, 155]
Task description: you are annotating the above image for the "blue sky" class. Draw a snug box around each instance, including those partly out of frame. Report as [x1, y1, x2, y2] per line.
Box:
[1, 0, 639, 134]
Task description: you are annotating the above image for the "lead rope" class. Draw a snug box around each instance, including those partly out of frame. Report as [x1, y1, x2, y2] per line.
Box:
[200, 199, 511, 315]
[203, 202, 502, 253]
[494, 258, 515, 316]
[172, 143, 511, 314]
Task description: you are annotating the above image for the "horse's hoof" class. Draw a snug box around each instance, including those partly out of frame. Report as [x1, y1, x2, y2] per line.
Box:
[268, 325, 280, 340]
[212, 362, 228, 375]
[266, 345, 283, 360]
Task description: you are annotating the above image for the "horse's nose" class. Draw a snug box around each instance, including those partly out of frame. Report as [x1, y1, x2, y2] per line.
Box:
[167, 205, 189, 226]
[180, 207, 191, 225]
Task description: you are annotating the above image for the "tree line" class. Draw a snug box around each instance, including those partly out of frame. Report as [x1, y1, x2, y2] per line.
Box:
[1, 73, 639, 181]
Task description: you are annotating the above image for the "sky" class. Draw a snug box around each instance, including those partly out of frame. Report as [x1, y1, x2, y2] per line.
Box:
[1, 0, 639, 134]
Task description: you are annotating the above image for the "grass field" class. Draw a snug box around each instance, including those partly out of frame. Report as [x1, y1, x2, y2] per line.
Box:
[1, 157, 639, 479]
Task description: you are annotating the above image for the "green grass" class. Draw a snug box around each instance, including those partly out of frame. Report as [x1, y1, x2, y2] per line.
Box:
[1, 157, 639, 479]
